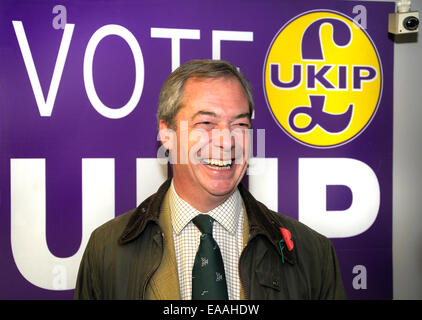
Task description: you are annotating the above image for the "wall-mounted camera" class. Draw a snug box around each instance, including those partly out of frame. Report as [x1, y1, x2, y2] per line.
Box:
[389, 11, 419, 34]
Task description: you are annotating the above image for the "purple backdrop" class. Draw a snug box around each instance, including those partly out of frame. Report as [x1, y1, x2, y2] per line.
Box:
[0, 0, 393, 299]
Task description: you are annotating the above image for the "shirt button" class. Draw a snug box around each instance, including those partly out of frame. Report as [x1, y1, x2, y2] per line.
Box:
[272, 280, 279, 287]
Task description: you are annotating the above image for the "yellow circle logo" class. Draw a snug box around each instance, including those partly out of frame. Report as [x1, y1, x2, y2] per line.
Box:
[264, 10, 382, 148]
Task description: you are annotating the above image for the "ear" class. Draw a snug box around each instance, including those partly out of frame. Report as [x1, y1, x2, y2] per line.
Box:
[158, 120, 176, 152]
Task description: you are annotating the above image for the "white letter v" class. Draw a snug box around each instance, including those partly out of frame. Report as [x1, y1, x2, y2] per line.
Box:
[12, 21, 74, 117]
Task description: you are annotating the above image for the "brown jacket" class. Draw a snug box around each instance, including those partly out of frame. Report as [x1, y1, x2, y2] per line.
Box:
[74, 179, 347, 299]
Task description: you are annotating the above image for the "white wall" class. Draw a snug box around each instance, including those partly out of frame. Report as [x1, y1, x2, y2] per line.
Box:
[392, 0, 422, 300]
[365, 0, 422, 300]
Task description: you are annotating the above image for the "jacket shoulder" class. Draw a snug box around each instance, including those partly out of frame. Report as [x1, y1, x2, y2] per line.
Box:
[89, 209, 136, 247]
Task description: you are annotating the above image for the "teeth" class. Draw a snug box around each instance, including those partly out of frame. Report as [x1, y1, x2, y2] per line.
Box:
[202, 158, 232, 168]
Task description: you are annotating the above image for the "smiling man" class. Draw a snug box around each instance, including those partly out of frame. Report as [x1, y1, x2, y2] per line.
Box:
[74, 59, 346, 300]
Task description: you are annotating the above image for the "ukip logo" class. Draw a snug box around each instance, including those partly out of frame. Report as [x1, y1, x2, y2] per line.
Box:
[264, 10, 382, 148]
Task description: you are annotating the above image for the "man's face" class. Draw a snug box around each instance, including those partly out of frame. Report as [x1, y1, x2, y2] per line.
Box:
[160, 77, 251, 208]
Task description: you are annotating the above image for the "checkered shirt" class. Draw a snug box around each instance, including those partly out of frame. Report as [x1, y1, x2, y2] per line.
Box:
[169, 180, 244, 300]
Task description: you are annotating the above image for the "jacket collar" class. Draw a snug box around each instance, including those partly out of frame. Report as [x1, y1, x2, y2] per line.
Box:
[118, 179, 295, 265]
[118, 179, 171, 245]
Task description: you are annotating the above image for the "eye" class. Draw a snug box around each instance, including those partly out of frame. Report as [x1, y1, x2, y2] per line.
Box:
[232, 122, 250, 129]
[194, 121, 215, 128]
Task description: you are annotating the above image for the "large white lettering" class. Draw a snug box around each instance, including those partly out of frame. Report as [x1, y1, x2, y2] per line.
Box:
[12, 21, 74, 117]
[13, 21, 253, 119]
[10, 158, 115, 290]
[212, 30, 253, 60]
[248, 158, 278, 212]
[136, 158, 168, 205]
[150, 27, 200, 71]
[9, 156, 383, 289]
[10, 158, 170, 290]
[298, 158, 380, 238]
[83, 24, 145, 119]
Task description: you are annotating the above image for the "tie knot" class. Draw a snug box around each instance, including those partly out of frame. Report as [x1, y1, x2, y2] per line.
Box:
[192, 215, 214, 235]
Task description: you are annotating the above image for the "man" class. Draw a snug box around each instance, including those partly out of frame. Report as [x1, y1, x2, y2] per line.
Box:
[74, 59, 346, 300]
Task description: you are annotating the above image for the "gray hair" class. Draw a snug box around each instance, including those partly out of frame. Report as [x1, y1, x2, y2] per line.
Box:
[157, 59, 254, 129]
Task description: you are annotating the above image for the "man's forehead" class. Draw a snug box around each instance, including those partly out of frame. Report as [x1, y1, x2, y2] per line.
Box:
[183, 75, 246, 96]
[177, 76, 250, 120]
[182, 77, 248, 103]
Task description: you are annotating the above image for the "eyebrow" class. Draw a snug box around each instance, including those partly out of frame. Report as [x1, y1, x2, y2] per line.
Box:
[233, 112, 251, 120]
[191, 111, 217, 120]
[191, 111, 251, 121]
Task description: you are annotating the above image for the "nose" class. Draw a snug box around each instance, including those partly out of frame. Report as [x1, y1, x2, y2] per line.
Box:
[211, 125, 234, 153]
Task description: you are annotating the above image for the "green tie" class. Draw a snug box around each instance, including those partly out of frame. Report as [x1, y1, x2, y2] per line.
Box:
[191, 215, 228, 300]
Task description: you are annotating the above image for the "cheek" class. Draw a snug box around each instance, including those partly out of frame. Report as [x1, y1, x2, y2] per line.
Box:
[188, 129, 211, 158]
[232, 130, 251, 158]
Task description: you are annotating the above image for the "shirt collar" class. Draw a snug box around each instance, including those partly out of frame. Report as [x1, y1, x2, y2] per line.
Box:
[169, 180, 242, 235]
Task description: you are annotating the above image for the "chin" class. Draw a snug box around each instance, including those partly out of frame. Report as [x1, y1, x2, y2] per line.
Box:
[202, 179, 239, 197]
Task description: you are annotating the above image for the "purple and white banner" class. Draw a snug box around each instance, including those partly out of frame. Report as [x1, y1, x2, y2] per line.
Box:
[0, 0, 393, 299]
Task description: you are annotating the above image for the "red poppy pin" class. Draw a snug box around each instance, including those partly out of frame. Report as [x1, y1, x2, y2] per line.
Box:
[278, 227, 294, 264]
[280, 227, 294, 251]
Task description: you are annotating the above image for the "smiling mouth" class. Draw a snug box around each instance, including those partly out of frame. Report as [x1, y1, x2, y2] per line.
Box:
[200, 158, 234, 170]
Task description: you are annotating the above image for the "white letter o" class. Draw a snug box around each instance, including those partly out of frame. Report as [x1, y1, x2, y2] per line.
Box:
[83, 24, 144, 119]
